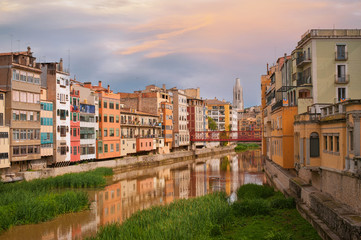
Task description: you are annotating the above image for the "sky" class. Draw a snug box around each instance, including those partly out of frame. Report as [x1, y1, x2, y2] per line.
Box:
[1, 0, 361, 107]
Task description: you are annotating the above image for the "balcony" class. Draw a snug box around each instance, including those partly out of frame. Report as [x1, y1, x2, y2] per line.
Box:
[335, 52, 348, 61]
[297, 76, 312, 86]
[271, 100, 283, 111]
[296, 55, 312, 67]
[294, 113, 321, 122]
[334, 74, 349, 84]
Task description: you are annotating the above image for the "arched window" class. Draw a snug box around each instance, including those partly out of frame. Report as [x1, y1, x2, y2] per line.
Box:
[310, 132, 319, 157]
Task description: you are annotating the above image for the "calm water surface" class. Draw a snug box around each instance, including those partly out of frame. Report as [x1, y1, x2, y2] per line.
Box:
[1, 150, 264, 240]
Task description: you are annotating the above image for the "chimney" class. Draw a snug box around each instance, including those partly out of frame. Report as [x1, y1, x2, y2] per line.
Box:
[107, 85, 110, 93]
[98, 81, 102, 87]
[27, 46, 31, 54]
[59, 58, 63, 71]
[84, 82, 92, 88]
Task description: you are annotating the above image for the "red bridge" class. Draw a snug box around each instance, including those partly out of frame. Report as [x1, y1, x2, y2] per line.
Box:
[190, 130, 262, 142]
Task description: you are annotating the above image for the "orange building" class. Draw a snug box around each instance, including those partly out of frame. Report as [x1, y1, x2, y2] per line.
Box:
[98, 182, 122, 225]
[84, 81, 121, 159]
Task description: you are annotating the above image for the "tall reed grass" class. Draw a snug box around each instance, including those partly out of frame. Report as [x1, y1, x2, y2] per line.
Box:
[0, 167, 112, 233]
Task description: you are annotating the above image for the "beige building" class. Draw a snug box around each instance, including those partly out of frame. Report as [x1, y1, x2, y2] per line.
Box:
[120, 108, 162, 155]
[168, 88, 190, 149]
[0, 90, 10, 172]
[40, 88, 54, 159]
[0, 47, 42, 172]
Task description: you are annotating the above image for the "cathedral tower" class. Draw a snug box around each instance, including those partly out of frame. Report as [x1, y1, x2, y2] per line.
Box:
[233, 78, 244, 111]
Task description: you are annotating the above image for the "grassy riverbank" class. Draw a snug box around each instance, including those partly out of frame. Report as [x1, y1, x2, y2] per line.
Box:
[90, 184, 320, 240]
[0, 167, 112, 233]
[235, 143, 260, 152]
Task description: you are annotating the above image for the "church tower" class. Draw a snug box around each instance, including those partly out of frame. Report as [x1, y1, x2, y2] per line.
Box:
[233, 78, 244, 111]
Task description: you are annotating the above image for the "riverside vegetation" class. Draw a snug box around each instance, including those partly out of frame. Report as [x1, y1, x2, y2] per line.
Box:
[0, 167, 112, 233]
[90, 184, 321, 240]
[235, 143, 260, 152]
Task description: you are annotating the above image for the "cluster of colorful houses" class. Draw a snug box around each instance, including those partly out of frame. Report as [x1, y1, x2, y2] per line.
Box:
[0, 47, 261, 178]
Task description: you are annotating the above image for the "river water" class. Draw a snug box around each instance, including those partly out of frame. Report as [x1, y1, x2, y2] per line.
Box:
[1, 150, 264, 240]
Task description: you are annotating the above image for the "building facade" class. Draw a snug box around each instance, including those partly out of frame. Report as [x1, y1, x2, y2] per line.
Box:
[70, 86, 80, 162]
[41, 60, 71, 165]
[0, 90, 10, 171]
[0, 48, 42, 171]
[40, 89, 53, 161]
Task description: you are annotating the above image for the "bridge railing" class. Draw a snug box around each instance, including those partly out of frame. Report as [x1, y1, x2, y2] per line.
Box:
[190, 130, 262, 142]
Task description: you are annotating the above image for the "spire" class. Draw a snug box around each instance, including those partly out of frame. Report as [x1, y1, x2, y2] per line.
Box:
[233, 78, 244, 111]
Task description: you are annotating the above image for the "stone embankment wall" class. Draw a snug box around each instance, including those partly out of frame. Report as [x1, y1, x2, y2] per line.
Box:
[20, 145, 236, 181]
[265, 158, 361, 240]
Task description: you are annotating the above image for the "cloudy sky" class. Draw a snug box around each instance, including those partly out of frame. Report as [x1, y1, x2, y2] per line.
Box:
[1, 0, 361, 107]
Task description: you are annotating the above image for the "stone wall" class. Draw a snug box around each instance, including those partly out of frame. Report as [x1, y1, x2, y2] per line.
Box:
[20, 145, 236, 181]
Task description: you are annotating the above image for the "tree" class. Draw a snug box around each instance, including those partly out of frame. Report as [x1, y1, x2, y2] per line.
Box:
[208, 117, 218, 131]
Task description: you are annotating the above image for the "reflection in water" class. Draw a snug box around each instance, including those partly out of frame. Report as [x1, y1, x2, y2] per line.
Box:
[1, 150, 264, 240]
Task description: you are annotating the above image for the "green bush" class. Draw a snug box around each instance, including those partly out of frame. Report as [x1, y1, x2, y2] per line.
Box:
[270, 197, 295, 209]
[232, 199, 271, 216]
[237, 184, 274, 200]
[235, 143, 260, 152]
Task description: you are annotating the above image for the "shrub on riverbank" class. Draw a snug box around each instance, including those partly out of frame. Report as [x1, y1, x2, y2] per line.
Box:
[235, 143, 260, 152]
[89, 184, 321, 240]
[0, 167, 112, 233]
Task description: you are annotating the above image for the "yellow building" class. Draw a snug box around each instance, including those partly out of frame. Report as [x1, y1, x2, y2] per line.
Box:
[0, 90, 10, 171]
[205, 98, 232, 131]
[294, 100, 361, 172]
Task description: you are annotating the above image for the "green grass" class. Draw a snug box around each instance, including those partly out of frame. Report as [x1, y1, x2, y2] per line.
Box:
[0, 167, 113, 233]
[235, 143, 260, 152]
[89, 184, 321, 240]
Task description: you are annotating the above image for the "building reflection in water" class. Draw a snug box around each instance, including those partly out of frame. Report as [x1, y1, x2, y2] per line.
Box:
[0, 150, 263, 240]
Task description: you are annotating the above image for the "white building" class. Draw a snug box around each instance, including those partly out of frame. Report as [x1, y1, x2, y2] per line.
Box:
[41, 59, 71, 164]
[233, 78, 244, 111]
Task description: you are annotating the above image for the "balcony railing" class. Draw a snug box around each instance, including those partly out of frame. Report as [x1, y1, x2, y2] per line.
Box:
[271, 100, 283, 111]
[297, 76, 312, 86]
[296, 55, 312, 66]
[334, 74, 349, 84]
[335, 52, 348, 61]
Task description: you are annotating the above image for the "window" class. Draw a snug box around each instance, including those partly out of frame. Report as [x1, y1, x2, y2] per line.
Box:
[73, 146, 77, 155]
[27, 93, 34, 103]
[0, 113, 3, 126]
[109, 102, 114, 109]
[337, 87, 346, 102]
[110, 128, 114, 137]
[60, 146, 67, 155]
[60, 126, 67, 137]
[116, 143, 119, 152]
[329, 136, 333, 151]
[20, 92, 27, 102]
[310, 133, 319, 157]
[13, 129, 19, 140]
[13, 91, 19, 101]
[104, 144, 108, 153]
[337, 65, 346, 83]
[335, 136, 340, 152]
[21, 146, 27, 155]
[27, 129, 33, 140]
[336, 44, 346, 60]
[103, 101, 107, 108]
[116, 103, 119, 110]
[12, 69, 19, 80]
[104, 128, 108, 137]
[73, 128, 77, 137]
[116, 128, 119, 137]
[104, 114, 108, 122]
[60, 110, 67, 120]
[324, 135, 327, 150]
[20, 111, 26, 121]
[13, 110, 19, 121]
[110, 144, 114, 152]
[116, 115, 119, 123]
[13, 146, 20, 155]
[98, 142, 103, 153]
[20, 129, 27, 140]
[109, 115, 114, 123]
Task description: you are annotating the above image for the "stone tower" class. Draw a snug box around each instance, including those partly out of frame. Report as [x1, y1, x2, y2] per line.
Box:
[233, 78, 244, 111]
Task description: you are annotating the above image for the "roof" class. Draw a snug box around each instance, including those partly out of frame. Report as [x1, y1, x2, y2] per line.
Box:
[205, 98, 230, 105]
[0, 51, 28, 56]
